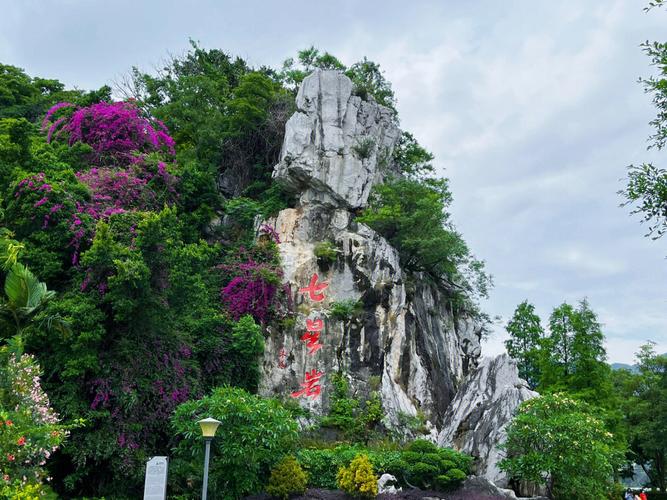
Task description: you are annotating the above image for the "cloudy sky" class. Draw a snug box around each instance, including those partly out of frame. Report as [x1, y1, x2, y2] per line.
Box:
[1, 0, 665, 363]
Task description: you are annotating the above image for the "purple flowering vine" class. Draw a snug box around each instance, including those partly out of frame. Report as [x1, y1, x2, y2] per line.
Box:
[42, 101, 175, 165]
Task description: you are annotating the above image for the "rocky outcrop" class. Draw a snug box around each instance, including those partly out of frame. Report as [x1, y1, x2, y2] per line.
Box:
[258, 69, 529, 491]
[438, 355, 538, 487]
[273, 69, 401, 209]
[259, 69, 482, 427]
[259, 203, 482, 427]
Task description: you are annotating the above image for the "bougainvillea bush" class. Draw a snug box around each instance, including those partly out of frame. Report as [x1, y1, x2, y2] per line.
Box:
[0, 347, 69, 496]
[42, 100, 175, 165]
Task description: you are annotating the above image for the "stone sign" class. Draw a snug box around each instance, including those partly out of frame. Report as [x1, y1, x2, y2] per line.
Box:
[143, 456, 168, 500]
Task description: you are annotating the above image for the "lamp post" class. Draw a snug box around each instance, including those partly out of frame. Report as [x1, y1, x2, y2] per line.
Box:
[197, 417, 221, 500]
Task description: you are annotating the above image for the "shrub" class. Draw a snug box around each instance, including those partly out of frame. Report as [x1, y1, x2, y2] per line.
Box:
[170, 387, 299, 500]
[319, 373, 383, 444]
[500, 394, 621, 500]
[266, 455, 308, 499]
[352, 138, 375, 160]
[400, 439, 472, 490]
[337, 454, 378, 498]
[297, 446, 401, 490]
[313, 241, 338, 265]
[0, 481, 49, 499]
[42, 101, 175, 165]
[329, 299, 362, 322]
[0, 347, 69, 491]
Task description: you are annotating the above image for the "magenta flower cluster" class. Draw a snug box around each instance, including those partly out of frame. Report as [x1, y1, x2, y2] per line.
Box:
[259, 224, 281, 244]
[13, 173, 60, 229]
[15, 101, 182, 266]
[219, 259, 283, 324]
[43, 101, 175, 165]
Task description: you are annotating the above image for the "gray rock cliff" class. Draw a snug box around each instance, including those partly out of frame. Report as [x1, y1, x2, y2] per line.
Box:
[258, 70, 533, 488]
[438, 354, 538, 487]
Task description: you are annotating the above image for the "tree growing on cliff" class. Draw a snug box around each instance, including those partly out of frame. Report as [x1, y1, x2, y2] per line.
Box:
[358, 135, 491, 309]
[504, 300, 544, 389]
[280, 46, 397, 111]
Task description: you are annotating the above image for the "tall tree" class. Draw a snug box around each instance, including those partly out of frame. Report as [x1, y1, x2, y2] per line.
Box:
[504, 300, 543, 389]
[615, 343, 667, 491]
[539, 299, 613, 406]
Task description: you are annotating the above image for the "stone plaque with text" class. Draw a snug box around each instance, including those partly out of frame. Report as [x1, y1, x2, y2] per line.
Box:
[143, 456, 168, 500]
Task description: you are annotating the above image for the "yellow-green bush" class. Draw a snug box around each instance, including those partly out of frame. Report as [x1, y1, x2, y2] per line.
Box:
[267, 455, 308, 500]
[336, 453, 378, 498]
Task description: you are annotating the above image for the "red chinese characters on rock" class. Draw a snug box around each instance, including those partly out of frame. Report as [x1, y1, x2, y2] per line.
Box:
[301, 318, 324, 355]
[291, 369, 324, 399]
[298, 273, 329, 302]
[278, 347, 287, 368]
[292, 274, 330, 400]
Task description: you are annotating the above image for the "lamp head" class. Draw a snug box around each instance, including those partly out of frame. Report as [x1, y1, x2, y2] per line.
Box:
[197, 417, 221, 438]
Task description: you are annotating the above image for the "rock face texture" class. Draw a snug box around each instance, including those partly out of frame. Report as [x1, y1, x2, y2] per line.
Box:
[273, 69, 401, 209]
[258, 69, 532, 487]
[438, 355, 538, 487]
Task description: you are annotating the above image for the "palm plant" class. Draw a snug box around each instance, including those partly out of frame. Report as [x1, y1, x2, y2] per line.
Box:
[0, 263, 56, 342]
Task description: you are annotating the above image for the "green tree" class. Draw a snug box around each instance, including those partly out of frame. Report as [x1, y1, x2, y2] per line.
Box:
[358, 176, 490, 305]
[504, 300, 544, 389]
[615, 343, 667, 491]
[500, 394, 621, 499]
[170, 387, 299, 499]
[621, 2, 667, 240]
[126, 41, 293, 210]
[539, 299, 613, 406]
[280, 47, 396, 111]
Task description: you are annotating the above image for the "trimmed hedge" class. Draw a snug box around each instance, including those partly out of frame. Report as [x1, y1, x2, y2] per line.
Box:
[296, 440, 471, 491]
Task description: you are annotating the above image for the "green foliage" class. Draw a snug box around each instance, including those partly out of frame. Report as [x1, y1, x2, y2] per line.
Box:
[266, 455, 309, 499]
[613, 343, 667, 492]
[396, 410, 429, 436]
[0, 263, 57, 343]
[352, 137, 376, 160]
[128, 41, 292, 204]
[313, 241, 339, 265]
[358, 175, 491, 307]
[623, 4, 667, 240]
[346, 58, 396, 111]
[538, 299, 613, 407]
[622, 163, 667, 239]
[400, 439, 472, 490]
[500, 394, 622, 500]
[170, 387, 299, 500]
[0, 481, 53, 500]
[228, 315, 265, 392]
[320, 373, 383, 444]
[280, 47, 396, 111]
[336, 454, 378, 498]
[0, 63, 110, 123]
[280, 46, 346, 88]
[505, 300, 544, 389]
[393, 132, 435, 178]
[328, 299, 362, 322]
